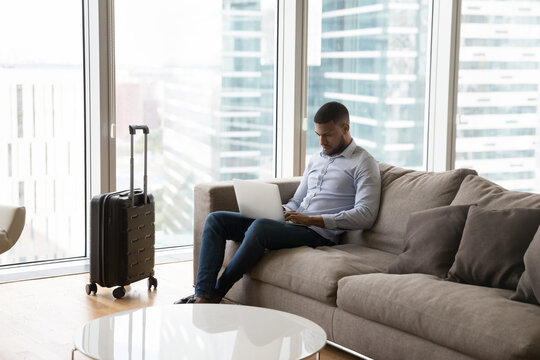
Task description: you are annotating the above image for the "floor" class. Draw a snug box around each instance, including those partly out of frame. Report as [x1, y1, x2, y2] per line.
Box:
[0, 261, 359, 360]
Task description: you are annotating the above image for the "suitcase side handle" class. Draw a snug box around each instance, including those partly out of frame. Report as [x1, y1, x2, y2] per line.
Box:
[129, 125, 149, 207]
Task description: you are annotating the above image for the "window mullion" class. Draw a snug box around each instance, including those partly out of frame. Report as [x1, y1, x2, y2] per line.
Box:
[276, 0, 308, 178]
[84, 0, 116, 196]
[426, 0, 462, 172]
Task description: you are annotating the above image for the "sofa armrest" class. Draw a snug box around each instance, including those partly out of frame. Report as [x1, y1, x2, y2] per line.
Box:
[0, 205, 26, 254]
[192, 177, 302, 283]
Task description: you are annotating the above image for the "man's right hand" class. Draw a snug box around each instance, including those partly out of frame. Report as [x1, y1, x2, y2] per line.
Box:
[284, 211, 325, 228]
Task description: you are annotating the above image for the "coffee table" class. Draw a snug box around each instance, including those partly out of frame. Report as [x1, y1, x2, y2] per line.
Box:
[72, 304, 327, 359]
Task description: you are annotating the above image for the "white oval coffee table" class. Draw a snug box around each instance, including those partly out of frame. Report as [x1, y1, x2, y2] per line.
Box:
[73, 304, 327, 360]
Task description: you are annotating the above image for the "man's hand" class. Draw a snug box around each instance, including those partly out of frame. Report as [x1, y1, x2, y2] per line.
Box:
[284, 211, 325, 227]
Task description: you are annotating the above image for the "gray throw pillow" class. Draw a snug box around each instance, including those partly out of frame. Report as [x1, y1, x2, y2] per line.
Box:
[387, 205, 473, 278]
[511, 226, 540, 305]
[447, 207, 540, 289]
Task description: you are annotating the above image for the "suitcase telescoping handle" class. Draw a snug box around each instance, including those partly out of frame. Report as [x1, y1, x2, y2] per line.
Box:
[128, 125, 149, 207]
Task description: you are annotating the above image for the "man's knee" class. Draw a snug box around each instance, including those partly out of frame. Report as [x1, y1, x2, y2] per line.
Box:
[204, 211, 229, 227]
[249, 218, 276, 232]
[244, 218, 276, 248]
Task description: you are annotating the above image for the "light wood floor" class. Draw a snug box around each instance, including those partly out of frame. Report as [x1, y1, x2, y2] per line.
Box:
[0, 261, 358, 360]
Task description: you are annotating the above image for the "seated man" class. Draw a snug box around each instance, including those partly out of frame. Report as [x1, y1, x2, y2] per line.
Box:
[176, 101, 381, 304]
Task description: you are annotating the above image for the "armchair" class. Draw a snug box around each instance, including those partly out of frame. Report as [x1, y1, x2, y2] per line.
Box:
[0, 205, 25, 254]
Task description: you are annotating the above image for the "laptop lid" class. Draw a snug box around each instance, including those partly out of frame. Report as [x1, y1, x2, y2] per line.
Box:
[233, 179, 285, 222]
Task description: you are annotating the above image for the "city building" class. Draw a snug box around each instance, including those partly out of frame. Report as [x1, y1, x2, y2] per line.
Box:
[0, 66, 85, 265]
[306, 0, 429, 169]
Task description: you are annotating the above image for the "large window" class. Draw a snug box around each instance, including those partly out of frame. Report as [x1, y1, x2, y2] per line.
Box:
[0, 1, 85, 265]
[114, 0, 277, 247]
[455, 0, 540, 192]
[305, 0, 430, 168]
[4, 0, 539, 274]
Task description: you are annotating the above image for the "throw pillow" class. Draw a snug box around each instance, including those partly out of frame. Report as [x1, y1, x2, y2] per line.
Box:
[451, 174, 540, 209]
[511, 225, 540, 305]
[387, 204, 473, 278]
[447, 206, 540, 289]
[363, 165, 476, 254]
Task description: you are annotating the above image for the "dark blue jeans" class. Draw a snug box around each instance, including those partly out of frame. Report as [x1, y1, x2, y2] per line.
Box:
[195, 211, 335, 299]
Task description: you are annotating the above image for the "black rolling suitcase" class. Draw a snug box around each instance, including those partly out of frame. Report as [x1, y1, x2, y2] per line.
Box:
[86, 125, 157, 299]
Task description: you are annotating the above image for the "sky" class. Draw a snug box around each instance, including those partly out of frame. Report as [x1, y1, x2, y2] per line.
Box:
[0, 0, 82, 65]
[0, 0, 223, 67]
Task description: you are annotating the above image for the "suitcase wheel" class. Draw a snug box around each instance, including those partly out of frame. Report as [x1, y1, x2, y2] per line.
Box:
[85, 283, 97, 296]
[113, 286, 126, 299]
[148, 276, 158, 291]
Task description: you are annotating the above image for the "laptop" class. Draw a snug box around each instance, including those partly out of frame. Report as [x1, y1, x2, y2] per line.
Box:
[233, 179, 285, 222]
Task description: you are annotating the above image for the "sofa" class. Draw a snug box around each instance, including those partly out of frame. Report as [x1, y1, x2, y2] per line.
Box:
[192, 162, 540, 360]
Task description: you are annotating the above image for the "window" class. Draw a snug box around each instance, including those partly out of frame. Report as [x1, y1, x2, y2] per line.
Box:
[455, 0, 540, 192]
[114, 0, 277, 247]
[5, 0, 536, 276]
[305, 0, 431, 169]
[0, 1, 86, 265]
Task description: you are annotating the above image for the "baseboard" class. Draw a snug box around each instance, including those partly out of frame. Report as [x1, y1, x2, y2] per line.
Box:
[0, 246, 193, 283]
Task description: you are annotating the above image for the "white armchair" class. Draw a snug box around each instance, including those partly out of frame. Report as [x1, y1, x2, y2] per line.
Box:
[0, 205, 25, 255]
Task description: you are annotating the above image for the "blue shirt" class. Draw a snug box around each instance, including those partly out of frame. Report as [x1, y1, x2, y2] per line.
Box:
[283, 139, 381, 243]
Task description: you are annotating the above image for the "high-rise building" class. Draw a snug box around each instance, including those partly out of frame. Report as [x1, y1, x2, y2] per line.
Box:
[306, 0, 429, 169]
[306, 0, 540, 191]
[145, 0, 276, 246]
[0, 67, 85, 265]
[455, 1, 540, 192]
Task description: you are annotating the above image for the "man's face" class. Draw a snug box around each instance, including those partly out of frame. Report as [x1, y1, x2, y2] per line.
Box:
[315, 121, 350, 156]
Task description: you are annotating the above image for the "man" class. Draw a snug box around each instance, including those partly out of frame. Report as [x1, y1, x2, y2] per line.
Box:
[176, 101, 381, 304]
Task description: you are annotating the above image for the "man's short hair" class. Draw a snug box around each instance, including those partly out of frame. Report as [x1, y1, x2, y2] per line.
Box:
[314, 101, 350, 125]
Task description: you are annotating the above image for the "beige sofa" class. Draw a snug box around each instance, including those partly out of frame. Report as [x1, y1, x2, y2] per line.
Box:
[192, 162, 540, 360]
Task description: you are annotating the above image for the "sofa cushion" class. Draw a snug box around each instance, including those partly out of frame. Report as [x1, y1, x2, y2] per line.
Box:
[245, 244, 396, 305]
[357, 163, 476, 254]
[447, 206, 540, 289]
[387, 204, 473, 278]
[512, 225, 540, 305]
[337, 273, 540, 360]
[451, 174, 540, 209]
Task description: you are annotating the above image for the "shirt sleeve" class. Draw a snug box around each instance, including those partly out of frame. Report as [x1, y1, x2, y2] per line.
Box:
[321, 156, 381, 230]
[283, 157, 312, 211]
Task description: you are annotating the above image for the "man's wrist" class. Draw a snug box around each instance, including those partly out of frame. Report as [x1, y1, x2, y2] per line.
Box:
[308, 215, 325, 228]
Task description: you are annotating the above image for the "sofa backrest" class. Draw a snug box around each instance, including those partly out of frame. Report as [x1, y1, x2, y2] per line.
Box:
[451, 174, 540, 209]
[341, 162, 477, 254]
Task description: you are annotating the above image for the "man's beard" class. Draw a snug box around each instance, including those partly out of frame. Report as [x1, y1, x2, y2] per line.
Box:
[323, 136, 348, 156]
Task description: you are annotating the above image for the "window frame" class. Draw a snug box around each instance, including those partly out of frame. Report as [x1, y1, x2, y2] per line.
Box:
[276, 0, 309, 178]
[426, 0, 463, 172]
[1, 0, 476, 280]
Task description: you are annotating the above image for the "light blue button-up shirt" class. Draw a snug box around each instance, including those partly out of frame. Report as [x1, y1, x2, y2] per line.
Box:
[283, 139, 381, 243]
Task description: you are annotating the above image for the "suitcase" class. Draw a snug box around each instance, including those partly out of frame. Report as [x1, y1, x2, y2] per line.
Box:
[86, 125, 157, 299]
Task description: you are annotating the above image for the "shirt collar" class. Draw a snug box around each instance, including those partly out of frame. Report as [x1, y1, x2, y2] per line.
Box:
[320, 139, 357, 159]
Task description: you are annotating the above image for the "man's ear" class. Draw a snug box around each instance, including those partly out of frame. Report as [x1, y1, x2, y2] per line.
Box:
[342, 122, 350, 134]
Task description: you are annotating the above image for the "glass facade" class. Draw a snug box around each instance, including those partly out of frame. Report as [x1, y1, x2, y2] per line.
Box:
[456, 0, 540, 192]
[2, 0, 539, 270]
[306, 0, 430, 168]
[115, 0, 277, 248]
[0, 1, 85, 265]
